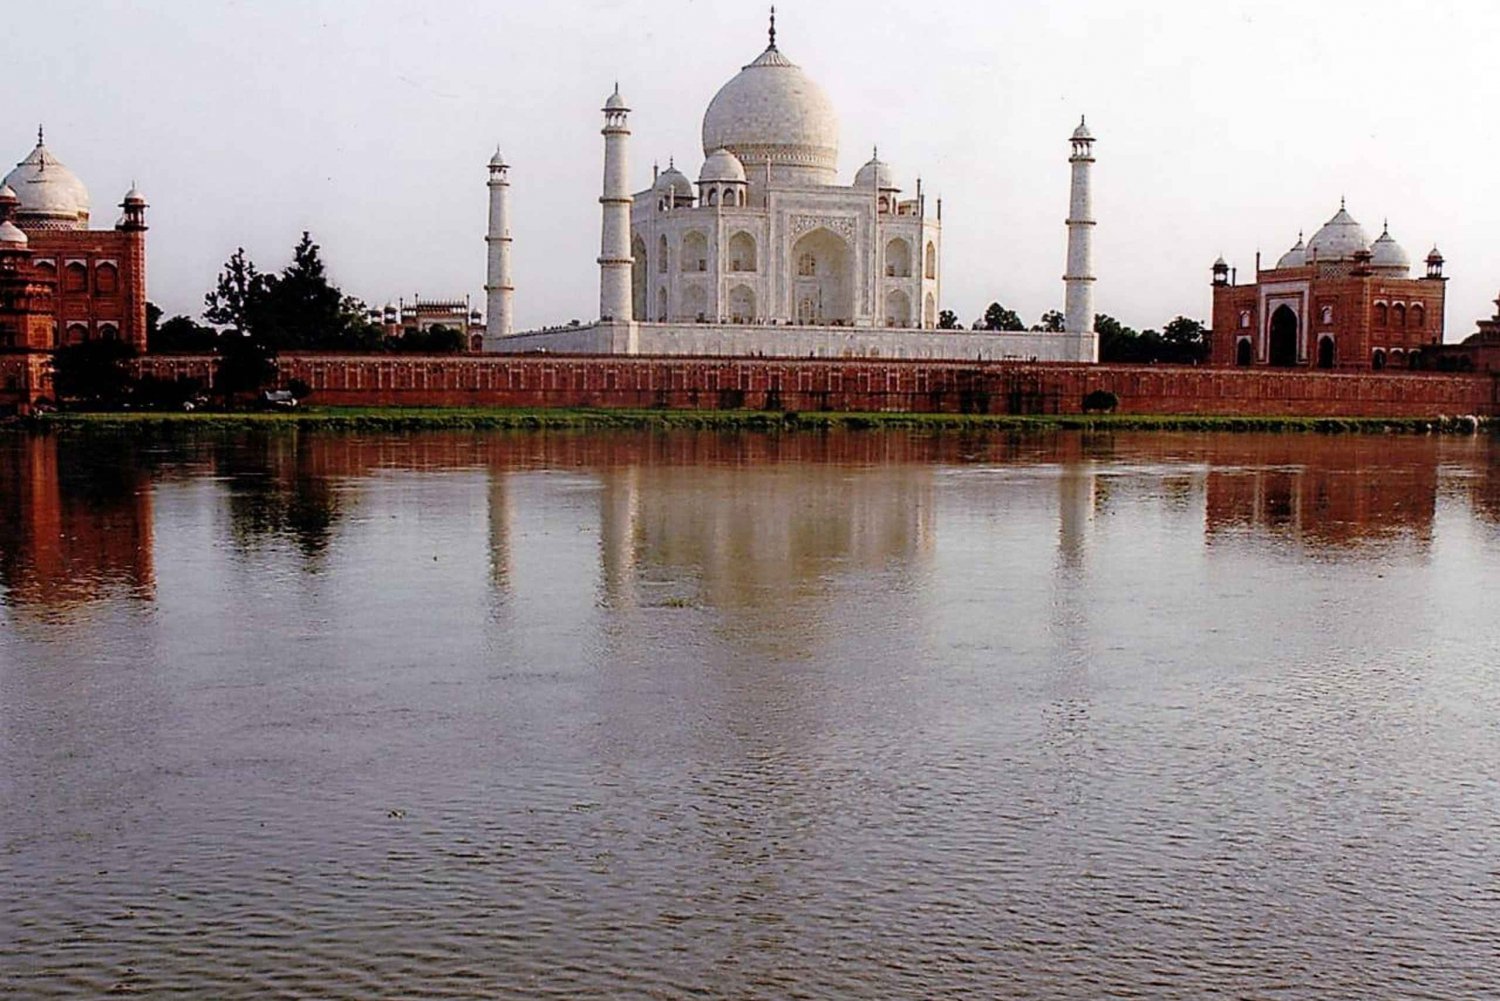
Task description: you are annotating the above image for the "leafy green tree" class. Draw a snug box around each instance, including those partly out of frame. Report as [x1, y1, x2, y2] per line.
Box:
[152, 314, 220, 353]
[257, 233, 382, 350]
[146, 301, 164, 344]
[936, 309, 962, 330]
[393, 323, 466, 354]
[51, 339, 138, 408]
[204, 248, 271, 335]
[977, 302, 1025, 331]
[1032, 309, 1065, 333]
[1162, 316, 1209, 364]
[215, 331, 278, 399]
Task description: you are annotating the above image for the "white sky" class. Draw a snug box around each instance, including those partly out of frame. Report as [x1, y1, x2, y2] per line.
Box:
[7, 0, 1499, 336]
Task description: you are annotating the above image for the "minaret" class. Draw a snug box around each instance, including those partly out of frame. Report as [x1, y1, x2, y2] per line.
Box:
[485, 148, 514, 337]
[117, 184, 149, 355]
[598, 85, 633, 323]
[1064, 116, 1096, 352]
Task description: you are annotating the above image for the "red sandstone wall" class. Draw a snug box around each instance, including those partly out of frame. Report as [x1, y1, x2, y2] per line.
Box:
[133, 354, 1500, 418]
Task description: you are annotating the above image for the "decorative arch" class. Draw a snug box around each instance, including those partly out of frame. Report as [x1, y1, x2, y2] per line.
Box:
[99, 322, 120, 341]
[790, 227, 854, 326]
[1319, 305, 1333, 325]
[706, 189, 718, 207]
[1410, 303, 1425, 329]
[885, 289, 912, 328]
[631, 235, 648, 321]
[924, 241, 937, 280]
[1238, 310, 1252, 329]
[681, 284, 707, 322]
[1374, 301, 1388, 326]
[1236, 336, 1253, 366]
[1268, 304, 1299, 366]
[62, 262, 88, 294]
[728, 284, 756, 323]
[885, 238, 912, 278]
[1393, 303, 1407, 327]
[65, 322, 89, 345]
[656, 286, 667, 322]
[657, 234, 668, 274]
[728, 231, 757, 273]
[1317, 335, 1335, 369]
[1372, 348, 1387, 370]
[681, 231, 708, 273]
[924, 292, 936, 328]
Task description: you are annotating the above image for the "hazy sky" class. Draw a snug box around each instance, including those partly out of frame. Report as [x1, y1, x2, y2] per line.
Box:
[7, 0, 1500, 336]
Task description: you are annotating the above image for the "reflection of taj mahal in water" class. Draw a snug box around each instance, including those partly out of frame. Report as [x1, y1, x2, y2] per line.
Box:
[484, 11, 1098, 363]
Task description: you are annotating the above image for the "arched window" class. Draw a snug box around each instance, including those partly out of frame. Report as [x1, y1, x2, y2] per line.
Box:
[706, 189, 718, 207]
[99, 322, 120, 341]
[656, 286, 667, 321]
[728, 232, 756, 272]
[878, 196, 890, 213]
[1374, 302, 1388, 326]
[798, 251, 816, 277]
[885, 239, 912, 278]
[1317, 335, 1335, 369]
[924, 242, 937, 280]
[1319, 305, 1333, 325]
[924, 292, 936, 328]
[1236, 337, 1253, 366]
[681, 232, 708, 273]
[728, 284, 756, 323]
[1410, 304, 1425, 329]
[96, 263, 119, 295]
[657, 235, 668, 274]
[65, 322, 88, 345]
[1392, 303, 1406, 327]
[62, 262, 88, 294]
[1238, 310, 1251, 329]
[1372, 348, 1387, 370]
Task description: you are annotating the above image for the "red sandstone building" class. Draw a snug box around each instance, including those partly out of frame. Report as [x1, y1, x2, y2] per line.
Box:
[0, 131, 147, 413]
[1210, 203, 1446, 371]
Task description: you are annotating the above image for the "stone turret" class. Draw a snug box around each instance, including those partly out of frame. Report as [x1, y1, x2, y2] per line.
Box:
[485, 149, 514, 337]
[598, 85, 633, 323]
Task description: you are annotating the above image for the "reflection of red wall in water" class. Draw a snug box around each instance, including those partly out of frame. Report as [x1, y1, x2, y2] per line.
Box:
[1205, 437, 1438, 544]
[0, 438, 154, 607]
[136, 355, 1500, 418]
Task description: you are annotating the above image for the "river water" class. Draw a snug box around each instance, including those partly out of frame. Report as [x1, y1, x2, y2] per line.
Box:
[2, 428, 1498, 998]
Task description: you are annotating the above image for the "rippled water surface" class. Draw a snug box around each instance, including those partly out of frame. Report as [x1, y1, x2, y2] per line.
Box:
[3, 428, 1499, 998]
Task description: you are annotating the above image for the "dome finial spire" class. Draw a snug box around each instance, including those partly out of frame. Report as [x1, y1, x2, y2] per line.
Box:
[36, 123, 43, 147]
[768, 5, 776, 49]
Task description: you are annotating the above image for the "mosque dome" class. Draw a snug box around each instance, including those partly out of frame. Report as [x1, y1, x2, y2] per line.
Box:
[1072, 117, 1093, 141]
[604, 86, 629, 112]
[1276, 233, 1307, 269]
[701, 24, 839, 183]
[699, 147, 747, 184]
[1305, 202, 1370, 262]
[654, 163, 694, 200]
[488, 148, 507, 169]
[0, 220, 28, 247]
[2, 135, 90, 230]
[1369, 223, 1410, 274]
[854, 152, 896, 190]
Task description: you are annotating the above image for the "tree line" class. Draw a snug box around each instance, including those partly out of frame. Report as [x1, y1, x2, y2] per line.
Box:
[936, 301, 1209, 365]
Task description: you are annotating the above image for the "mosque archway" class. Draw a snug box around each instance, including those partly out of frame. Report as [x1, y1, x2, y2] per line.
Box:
[885, 289, 912, 328]
[1236, 337, 1253, 366]
[790, 228, 853, 326]
[1268, 305, 1299, 366]
[728, 284, 756, 323]
[632, 236, 648, 320]
[1317, 335, 1335, 369]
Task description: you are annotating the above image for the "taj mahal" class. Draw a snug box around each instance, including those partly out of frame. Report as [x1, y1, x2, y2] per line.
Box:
[485, 12, 1098, 363]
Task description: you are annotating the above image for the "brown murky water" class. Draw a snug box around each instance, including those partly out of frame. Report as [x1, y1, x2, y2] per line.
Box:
[2, 429, 1499, 998]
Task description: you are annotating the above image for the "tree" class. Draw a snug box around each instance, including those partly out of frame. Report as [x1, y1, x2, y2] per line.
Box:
[152, 314, 220, 353]
[146, 301, 163, 343]
[1162, 316, 1209, 364]
[977, 302, 1025, 331]
[1032, 309, 1065, 333]
[51, 339, 138, 408]
[936, 309, 962, 330]
[204, 247, 271, 336]
[393, 323, 466, 354]
[215, 331, 277, 399]
[257, 233, 382, 350]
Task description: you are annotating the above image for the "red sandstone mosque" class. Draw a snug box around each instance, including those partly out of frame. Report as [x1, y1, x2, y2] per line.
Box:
[0, 129, 148, 411]
[1209, 202, 1447, 371]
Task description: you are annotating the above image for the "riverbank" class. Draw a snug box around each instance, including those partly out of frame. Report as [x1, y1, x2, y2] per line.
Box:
[9, 407, 1494, 434]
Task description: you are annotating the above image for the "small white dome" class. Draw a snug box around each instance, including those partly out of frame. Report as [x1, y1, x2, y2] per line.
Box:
[854, 151, 896, 190]
[1276, 233, 1307, 269]
[1306, 202, 1370, 262]
[701, 39, 839, 183]
[122, 184, 146, 204]
[488, 147, 507, 168]
[0, 220, 27, 246]
[654, 163, 694, 200]
[2, 137, 90, 230]
[1369, 223, 1410, 274]
[604, 86, 628, 111]
[1072, 116, 1093, 141]
[698, 147, 747, 184]
[1426, 245, 1444, 264]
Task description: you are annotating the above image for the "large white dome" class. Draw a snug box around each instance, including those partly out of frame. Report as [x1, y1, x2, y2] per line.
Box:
[1306, 203, 1369, 263]
[3, 137, 90, 230]
[701, 40, 839, 185]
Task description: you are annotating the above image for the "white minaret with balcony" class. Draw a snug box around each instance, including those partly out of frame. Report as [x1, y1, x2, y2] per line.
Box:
[598, 85, 634, 323]
[1064, 117, 1097, 359]
[485, 148, 513, 338]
